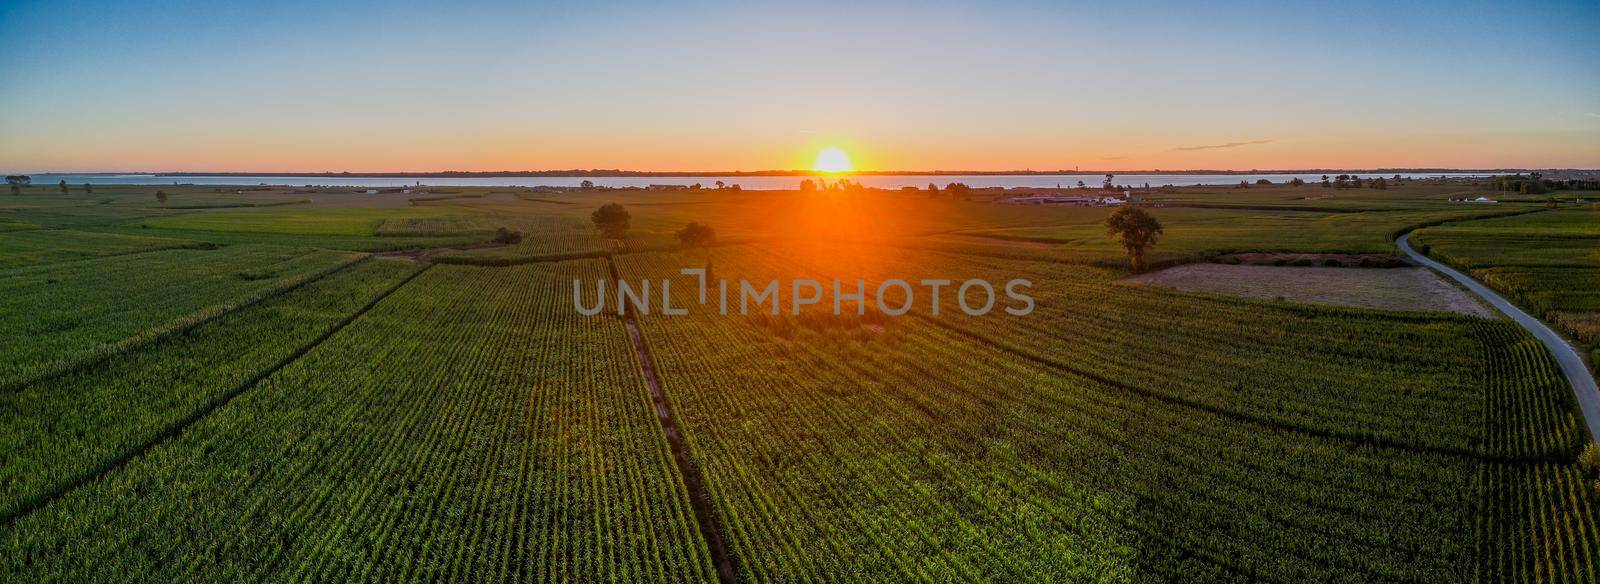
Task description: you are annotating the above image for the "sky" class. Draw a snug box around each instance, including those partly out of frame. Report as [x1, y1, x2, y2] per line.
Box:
[2, 0, 1597, 172]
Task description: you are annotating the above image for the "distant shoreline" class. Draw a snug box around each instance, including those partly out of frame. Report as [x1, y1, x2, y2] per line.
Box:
[20, 168, 1584, 178]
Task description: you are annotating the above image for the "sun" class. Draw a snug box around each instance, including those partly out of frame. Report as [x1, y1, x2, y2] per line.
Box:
[812, 147, 853, 173]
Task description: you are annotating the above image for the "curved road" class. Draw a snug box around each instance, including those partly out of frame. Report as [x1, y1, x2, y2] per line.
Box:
[1398, 233, 1600, 443]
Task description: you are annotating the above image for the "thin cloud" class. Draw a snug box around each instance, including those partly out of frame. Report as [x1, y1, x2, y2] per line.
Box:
[1173, 139, 1274, 151]
[1587, 113, 1600, 119]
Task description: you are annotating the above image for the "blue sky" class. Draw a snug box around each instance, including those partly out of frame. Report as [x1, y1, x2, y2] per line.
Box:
[2, 0, 1596, 171]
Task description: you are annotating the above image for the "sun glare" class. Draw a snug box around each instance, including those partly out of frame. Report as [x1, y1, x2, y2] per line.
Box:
[812, 147, 853, 173]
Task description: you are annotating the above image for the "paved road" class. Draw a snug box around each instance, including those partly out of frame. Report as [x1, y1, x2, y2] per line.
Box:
[1398, 233, 1600, 443]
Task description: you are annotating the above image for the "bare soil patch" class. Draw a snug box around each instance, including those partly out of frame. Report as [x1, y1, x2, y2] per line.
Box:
[1124, 263, 1496, 317]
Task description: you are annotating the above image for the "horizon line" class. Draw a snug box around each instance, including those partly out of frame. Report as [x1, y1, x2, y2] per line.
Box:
[11, 167, 1589, 177]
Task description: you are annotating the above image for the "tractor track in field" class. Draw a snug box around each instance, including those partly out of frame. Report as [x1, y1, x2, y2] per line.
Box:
[0, 263, 432, 526]
[606, 257, 740, 584]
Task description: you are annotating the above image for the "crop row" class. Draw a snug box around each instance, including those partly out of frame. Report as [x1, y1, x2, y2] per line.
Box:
[0, 257, 420, 520]
[0, 244, 365, 387]
[618, 244, 1600, 581]
[1, 261, 714, 582]
[758, 244, 1498, 455]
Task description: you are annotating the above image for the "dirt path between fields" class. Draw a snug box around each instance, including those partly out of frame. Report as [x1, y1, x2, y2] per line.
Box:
[373, 241, 504, 261]
[1398, 233, 1600, 443]
[930, 233, 1058, 249]
[606, 258, 739, 584]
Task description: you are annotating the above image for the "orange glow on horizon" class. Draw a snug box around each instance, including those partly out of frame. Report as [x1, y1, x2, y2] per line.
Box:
[811, 148, 854, 174]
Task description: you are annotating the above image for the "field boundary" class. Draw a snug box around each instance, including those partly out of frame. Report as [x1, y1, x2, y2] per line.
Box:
[0, 262, 432, 526]
[606, 257, 740, 584]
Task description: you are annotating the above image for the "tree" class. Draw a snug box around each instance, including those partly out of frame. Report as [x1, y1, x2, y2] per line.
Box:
[944, 182, 971, 200]
[714, 180, 725, 190]
[926, 182, 938, 193]
[156, 191, 168, 203]
[1077, 180, 1087, 189]
[1255, 179, 1271, 185]
[591, 203, 631, 239]
[1545, 196, 1560, 209]
[728, 184, 741, 192]
[799, 179, 817, 192]
[84, 183, 93, 193]
[492, 227, 523, 244]
[1104, 206, 1163, 272]
[675, 222, 716, 247]
[1288, 177, 1306, 186]
[4, 175, 30, 185]
[1321, 175, 1331, 188]
[1102, 174, 1115, 190]
[58, 180, 68, 194]
[579, 180, 594, 190]
[1370, 177, 1388, 190]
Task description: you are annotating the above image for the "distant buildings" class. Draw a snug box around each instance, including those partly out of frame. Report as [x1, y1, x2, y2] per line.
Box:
[1449, 196, 1498, 204]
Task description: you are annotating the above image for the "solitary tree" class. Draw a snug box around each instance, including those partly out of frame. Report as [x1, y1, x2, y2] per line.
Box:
[579, 180, 595, 190]
[1104, 206, 1164, 272]
[58, 180, 68, 194]
[156, 190, 168, 203]
[926, 182, 938, 193]
[799, 179, 817, 192]
[675, 222, 716, 247]
[84, 183, 93, 194]
[945, 182, 972, 200]
[493, 227, 524, 244]
[591, 203, 631, 239]
[714, 180, 725, 190]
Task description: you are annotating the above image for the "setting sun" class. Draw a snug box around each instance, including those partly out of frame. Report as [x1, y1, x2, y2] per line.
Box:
[812, 147, 854, 173]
